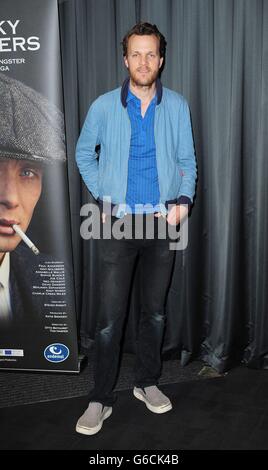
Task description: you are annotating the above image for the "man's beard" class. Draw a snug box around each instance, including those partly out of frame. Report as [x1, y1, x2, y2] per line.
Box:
[129, 67, 159, 87]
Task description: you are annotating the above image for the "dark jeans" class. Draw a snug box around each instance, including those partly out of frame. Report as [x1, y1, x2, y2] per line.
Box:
[89, 213, 177, 406]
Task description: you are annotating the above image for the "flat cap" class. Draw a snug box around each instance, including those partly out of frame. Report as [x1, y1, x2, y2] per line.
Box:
[0, 72, 66, 163]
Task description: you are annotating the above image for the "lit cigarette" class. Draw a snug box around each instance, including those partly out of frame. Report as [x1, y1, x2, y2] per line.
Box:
[12, 224, 40, 255]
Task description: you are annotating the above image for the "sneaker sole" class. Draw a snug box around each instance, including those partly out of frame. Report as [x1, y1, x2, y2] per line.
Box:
[75, 407, 112, 435]
[133, 388, 173, 414]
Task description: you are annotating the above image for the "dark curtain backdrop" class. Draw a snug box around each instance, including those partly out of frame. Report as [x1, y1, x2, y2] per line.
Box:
[58, 0, 268, 372]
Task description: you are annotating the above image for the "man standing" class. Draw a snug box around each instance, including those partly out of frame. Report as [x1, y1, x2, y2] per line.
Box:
[75, 22, 197, 435]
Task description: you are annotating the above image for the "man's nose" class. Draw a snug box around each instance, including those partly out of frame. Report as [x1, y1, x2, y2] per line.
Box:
[139, 55, 149, 66]
[0, 179, 20, 209]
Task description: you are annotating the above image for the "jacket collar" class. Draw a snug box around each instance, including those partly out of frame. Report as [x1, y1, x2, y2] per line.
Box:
[121, 76, 163, 108]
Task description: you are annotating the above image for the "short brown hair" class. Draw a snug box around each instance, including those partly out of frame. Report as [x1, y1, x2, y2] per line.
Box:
[121, 22, 167, 59]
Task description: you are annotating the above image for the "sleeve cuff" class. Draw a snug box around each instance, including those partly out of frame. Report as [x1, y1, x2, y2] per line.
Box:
[177, 196, 192, 206]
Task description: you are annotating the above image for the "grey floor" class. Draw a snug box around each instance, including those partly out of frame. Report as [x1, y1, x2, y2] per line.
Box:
[0, 354, 213, 408]
[0, 365, 268, 450]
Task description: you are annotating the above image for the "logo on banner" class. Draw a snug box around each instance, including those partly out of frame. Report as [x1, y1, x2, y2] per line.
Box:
[0, 349, 24, 357]
[44, 344, 69, 363]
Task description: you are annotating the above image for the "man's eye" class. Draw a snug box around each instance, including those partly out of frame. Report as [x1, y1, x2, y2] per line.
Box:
[21, 169, 35, 177]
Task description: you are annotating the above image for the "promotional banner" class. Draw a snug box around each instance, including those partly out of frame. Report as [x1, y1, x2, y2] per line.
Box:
[0, 0, 79, 372]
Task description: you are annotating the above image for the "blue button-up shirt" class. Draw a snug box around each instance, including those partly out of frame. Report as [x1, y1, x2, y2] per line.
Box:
[125, 88, 160, 213]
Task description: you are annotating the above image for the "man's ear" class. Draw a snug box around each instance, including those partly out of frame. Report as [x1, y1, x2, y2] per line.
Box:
[124, 56, 129, 68]
[159, 57, 164, 69]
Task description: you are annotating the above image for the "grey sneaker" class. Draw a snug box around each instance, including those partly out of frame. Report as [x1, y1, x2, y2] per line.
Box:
[75, 402, 112, 435]
[133, 386, 172, 414]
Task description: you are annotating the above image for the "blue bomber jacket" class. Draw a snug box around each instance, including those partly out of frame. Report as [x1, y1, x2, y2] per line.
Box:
[76, 77, 197, 218]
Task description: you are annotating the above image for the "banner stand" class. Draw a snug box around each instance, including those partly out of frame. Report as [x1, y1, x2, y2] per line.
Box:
[0, 0, 79, 373]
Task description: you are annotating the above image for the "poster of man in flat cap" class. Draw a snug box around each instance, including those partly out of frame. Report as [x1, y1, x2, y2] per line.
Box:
[0, 0, 79, 372]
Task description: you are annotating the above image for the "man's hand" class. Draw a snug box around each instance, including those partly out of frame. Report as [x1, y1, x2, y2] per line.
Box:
[154, 204, 189, 225]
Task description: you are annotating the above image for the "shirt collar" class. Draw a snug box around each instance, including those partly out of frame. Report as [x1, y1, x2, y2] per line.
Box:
[126, 87, 138, 104]
[126, 86, 157, 106]
[0, 253, 10, 290]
